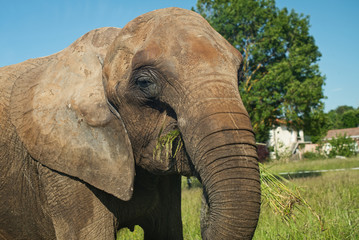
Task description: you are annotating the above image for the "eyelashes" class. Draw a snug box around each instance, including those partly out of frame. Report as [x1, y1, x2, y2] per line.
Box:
[131, 67, 162, 100]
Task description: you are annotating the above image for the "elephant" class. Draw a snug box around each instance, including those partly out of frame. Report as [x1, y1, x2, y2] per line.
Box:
[0, 7, 260, 240]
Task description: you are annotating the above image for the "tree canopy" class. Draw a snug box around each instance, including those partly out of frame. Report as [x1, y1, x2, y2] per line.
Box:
[194, 0, 326, 142]
[327, 105, 359, 130]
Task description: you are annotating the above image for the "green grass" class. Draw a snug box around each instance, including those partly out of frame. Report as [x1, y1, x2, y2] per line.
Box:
[117, 157, 359, 239]
[181, 187, 202, 239]
[117, 226, 143, 239]
[254, 170, 359, 239]
[265, 157, 359, 174]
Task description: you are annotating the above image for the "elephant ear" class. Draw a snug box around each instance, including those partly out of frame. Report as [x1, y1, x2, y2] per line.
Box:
[10, 27, 135, 201]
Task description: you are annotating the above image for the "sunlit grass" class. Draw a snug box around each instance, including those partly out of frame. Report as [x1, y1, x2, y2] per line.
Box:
[117, 226, 143, 240]
[265, 156, 359, 174]
[181, 186, 202, 240]
[259, 163, 323, 226]
[254, 170, 359, 239]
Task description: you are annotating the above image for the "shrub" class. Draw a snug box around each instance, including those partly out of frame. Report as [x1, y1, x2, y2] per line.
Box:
[328, 134, 357, 158]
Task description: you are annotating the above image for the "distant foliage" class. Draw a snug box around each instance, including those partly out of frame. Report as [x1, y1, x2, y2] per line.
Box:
[326, 105, 359, 130]
[194, 0, 326, 142]
[328, 134, 357, 158]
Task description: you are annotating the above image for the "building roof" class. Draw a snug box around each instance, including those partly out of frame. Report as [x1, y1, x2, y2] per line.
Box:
[325, 127, 359, 139]
[274, 119, 292, 125]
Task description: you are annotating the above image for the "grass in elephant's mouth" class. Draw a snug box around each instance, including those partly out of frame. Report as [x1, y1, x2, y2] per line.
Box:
[117, 157, 359, 240]
[153, 129, 183, 162]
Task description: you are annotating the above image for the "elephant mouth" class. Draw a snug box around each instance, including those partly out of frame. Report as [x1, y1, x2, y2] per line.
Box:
[152, 127, 196, 176]
[135, 122, 194, 176]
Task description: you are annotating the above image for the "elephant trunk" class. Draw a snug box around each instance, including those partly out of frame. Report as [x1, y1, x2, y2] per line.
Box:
[178, 91, 261, 239]
[197, 137, 260, 239]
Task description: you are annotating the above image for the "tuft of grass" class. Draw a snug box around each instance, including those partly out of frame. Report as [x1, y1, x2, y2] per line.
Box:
[259, 162, 323, 228]
[153, 129, 183, 161]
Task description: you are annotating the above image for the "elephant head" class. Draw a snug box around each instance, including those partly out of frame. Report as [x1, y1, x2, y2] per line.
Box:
[10, 8, 260, 239]
[103, 8, 261, 239]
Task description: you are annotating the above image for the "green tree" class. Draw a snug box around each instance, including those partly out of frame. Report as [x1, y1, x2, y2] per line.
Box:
[326, 105, 359, 130]
[326, 109, 342, 130]
[194, 0, 326, 142]
[342, 110, 359, 128]
[335, 105, 354, 115]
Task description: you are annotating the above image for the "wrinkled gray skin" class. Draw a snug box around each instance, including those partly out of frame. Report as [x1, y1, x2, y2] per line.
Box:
[0, 8, 260, 240]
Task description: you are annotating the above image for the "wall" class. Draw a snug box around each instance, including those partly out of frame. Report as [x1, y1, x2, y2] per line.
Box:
[268, 125, 304, 159]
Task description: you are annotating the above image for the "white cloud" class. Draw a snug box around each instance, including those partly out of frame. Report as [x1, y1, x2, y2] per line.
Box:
[331, 88, 343, 92]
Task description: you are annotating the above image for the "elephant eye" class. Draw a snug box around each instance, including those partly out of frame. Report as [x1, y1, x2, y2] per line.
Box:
[136, 76, 153, 89]
[134, 74, 160, 99]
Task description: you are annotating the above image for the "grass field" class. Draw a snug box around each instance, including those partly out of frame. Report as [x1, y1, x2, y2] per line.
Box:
[265, 157, 359, 174]
[118, 157, 359, 239]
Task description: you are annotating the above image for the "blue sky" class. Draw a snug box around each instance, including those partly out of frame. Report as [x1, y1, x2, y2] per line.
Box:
[1, 0, 358, 112]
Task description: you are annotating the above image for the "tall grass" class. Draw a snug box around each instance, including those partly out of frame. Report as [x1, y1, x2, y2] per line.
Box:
[181, 187, 202, 239]
[254, 170, 359, 239]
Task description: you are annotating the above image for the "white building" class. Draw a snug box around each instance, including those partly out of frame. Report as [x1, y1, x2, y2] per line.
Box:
[268, 120, 304, 159]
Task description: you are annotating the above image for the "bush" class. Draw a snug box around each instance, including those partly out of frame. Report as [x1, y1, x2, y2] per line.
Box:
[328, 134, 357, 158]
